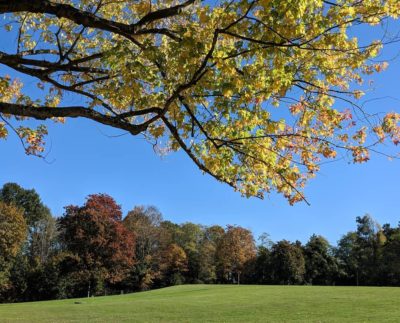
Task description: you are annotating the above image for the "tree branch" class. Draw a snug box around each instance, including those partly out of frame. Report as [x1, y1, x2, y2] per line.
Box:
[0, 102, 147, 135]
[0, 0, 192, 41]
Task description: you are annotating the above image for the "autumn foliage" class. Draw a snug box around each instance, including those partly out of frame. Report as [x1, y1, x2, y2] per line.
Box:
[0, 1, 400, 204]
[58, 194, 135, 295]
[0, 201, 27, 294]
[216, 225, 256, 283]
[2, 184, 400, 302]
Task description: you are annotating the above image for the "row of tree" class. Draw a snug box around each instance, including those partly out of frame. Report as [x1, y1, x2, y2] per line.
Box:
[0, 183, 399, 303]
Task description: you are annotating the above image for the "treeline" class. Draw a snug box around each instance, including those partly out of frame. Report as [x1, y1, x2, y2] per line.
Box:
[0, 183, 400, 303]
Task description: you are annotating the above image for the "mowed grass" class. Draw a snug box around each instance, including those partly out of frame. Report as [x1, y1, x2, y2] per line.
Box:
[1, 285, 400, 322]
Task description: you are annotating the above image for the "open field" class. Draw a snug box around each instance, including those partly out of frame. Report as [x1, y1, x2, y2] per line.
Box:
[1, 285, 400, 322]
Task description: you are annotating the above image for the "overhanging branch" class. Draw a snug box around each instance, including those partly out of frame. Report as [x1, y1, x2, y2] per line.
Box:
[0, 102, 147, 135]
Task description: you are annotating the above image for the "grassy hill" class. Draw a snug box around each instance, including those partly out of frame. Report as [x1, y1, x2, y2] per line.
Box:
[1, 284, 400, 322]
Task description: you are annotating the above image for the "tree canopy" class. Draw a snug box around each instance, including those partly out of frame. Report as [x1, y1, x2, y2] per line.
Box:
[0, 201, 27, 293]
[58, 194, 135, 294]
[0, 182, 51, 227]
[2, 182, 400, 302]
[0, 0, 399, 203]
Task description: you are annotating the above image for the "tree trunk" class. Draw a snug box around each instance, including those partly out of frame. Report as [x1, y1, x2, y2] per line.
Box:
[87, 280, 91, 298]
[356, 269, 359, 287]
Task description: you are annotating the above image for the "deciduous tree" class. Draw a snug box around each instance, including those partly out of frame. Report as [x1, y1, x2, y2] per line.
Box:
[197, 225, 225, 283]
[30, 215, 58, 265]
[270, 240, 305, 284]
[216, 225, 256, 284]
[304, 235, 339, 285]
[336, 231, 360, 285]
[0, 201, 27, 295]
[0, 183, 50, 227]
[123, 205, 163, 290]
[0, 183, 53, 264]
[254, 233, 274, 284]
[159, 243, 188, 286]
[58, 194, 135, 297]
[174, 222, 204, 283]
[380, 223, 400, 286]
[0, 1, 399, 203]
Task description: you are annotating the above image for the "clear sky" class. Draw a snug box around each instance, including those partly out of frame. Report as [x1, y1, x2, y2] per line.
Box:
[1, 18, 399, 246]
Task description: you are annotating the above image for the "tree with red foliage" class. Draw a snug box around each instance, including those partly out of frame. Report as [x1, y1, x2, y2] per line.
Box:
[58, 194, 134, 297]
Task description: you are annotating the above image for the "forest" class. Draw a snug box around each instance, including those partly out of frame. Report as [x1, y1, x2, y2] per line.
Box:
[0, 182, 399, 303]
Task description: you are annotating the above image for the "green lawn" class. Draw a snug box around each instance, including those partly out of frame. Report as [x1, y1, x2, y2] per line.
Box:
[1, 285, 400, 322]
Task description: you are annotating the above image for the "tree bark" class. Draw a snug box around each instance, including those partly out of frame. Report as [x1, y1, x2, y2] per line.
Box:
[0, 102, 146, 135]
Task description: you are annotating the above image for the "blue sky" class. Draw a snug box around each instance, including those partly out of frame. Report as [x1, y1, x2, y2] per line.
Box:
[1, 17, 400, 246]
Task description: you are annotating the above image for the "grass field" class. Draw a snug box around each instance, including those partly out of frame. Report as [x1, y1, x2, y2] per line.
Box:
[1, 284, 400, 322]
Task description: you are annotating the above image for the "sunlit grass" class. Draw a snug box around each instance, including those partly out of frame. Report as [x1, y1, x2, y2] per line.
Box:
[1, 284, 399, 322]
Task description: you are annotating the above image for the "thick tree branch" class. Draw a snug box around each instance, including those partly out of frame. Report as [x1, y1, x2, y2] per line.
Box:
[0, 0, 189, 41]
[0, 102, 147, 135]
